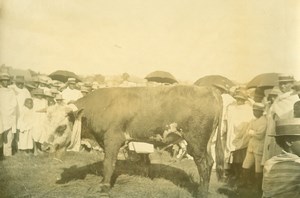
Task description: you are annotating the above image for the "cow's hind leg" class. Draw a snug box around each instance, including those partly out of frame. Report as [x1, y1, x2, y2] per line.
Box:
[186, 135, 214, 198]
[100, 130, 125, 192]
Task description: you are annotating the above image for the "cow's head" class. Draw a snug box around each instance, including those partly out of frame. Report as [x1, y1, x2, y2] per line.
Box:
[42, 108, 84, 153]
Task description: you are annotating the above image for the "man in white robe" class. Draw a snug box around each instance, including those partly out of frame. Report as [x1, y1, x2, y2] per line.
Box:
[0, 73, 18, 157]
[61, 78, 83, 104]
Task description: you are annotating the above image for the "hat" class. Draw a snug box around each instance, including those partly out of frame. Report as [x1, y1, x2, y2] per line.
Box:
[268, 86, 282, 96]
[50, 87, 59, 94]
[67, 78, 76, 84]
[278, 74, 294, 83]
[0, 72, 10, 80]
[15, 75, 25, 83]
[273, 118, 300, 136]
[213, 84, 228, 92]
[81, 86, 89, 93]
[25, 82, 36, 89]
[234, 91, 248, 100]
[253, 102, 265, 111]
[44, 90, 54, 98]
[32, 88, 44, 96]
[55, 94, 63, 101]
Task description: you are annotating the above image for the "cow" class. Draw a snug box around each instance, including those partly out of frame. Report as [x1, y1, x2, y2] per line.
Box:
[44, 85, 224, 198]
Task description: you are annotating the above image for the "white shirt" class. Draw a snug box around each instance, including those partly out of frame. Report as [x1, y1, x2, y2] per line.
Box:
[61, 87, 83, 104]
[0, 87, 18, 133]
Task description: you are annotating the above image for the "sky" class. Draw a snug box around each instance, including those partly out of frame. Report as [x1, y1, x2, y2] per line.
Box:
[0, 0, 300, 83]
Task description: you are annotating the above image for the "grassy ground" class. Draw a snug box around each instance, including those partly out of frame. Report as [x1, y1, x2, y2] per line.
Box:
[0, 150, 227, 198]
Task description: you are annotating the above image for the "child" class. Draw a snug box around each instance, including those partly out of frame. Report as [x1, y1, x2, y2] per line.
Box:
[240, 103, 267, 195]
[18, 98, 34, 154]
[262, 118, 300, 197]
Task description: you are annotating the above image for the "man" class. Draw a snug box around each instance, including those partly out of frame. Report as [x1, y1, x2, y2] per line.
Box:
[263, 74, 299, 163]
[61, 78, 83, 104]
[0, 73, 18, 157]
[9, 76, 31, 152]
[262, 118, 300, 198]
[240, 103, 267, 195]
[224, 90, 253, 186]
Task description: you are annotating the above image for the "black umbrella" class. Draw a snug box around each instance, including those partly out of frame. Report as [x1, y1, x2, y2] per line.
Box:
[145, 71, 178, 84]
[194, 75, 234, 88]
[246, 73, 278, 89]
[49, 70, 81, 83]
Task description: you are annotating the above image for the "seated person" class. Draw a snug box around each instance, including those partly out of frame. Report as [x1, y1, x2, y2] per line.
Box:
[262, 118, 300, 198]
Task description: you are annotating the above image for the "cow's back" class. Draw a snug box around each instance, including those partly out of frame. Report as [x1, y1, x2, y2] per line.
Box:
[75, 85, 220, 140]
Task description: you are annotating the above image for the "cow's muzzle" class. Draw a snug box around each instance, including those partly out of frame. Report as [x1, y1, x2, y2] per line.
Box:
[41, 142, 57, 153]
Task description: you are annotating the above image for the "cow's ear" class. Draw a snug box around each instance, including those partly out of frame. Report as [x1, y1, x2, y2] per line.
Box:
[74, 109, 84, 120]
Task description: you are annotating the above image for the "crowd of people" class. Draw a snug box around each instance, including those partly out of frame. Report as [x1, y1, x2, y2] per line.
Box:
[215, 74, 300, 197]
[0, 73, 89, 157]
[0, 71, 300, 197]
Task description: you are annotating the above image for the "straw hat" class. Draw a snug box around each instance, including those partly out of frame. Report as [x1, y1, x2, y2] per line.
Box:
[278, 74, 294, 83]
[253, 102, 265, 111]
[273, 118, 300, 136]
[0, 72, 10, 80]
[15, 75, 25, 83]
[67, 78, 76, 84]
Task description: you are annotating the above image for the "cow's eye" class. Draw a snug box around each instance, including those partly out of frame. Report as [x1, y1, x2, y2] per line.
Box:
[55, 124, 67, 136]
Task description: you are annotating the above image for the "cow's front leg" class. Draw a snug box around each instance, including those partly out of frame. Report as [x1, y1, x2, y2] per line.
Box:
[100, 130, 125, 192]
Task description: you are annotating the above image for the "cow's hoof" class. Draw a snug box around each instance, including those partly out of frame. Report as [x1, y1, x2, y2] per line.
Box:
[99, 183, 110, 193]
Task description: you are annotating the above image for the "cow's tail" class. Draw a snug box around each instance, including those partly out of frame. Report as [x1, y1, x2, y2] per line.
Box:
[214, 91, 224, 181]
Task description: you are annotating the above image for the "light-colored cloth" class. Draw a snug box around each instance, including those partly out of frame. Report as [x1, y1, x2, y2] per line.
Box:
[261, 92, 299, 165]
[67, 118, 82, 152]
[224, 102, 253, 164]
[0, 87, 18, 134]
[247, 115, 267, 155]
[242, 115, 267, 172]
[17, 107, 34, 150]
[61, 87, 83, 104]
[262, 151, 300, 198]
[271, 91, 299, 119]
[32, 98, 48, 143]
[9, 85, 31, 130]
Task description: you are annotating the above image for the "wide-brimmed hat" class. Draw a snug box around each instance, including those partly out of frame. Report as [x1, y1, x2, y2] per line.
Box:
[81, 86, 89, 93]
[234, 91, 248, 100]
[31, 88, 45, 96]
[15, 75, 25, 83]
[0, 72, 10, 81]
[67, 77, 76, 84]
[44, 90, 54, 98]
[278, 74, 294, 83]
[272, 118, 300, 136]
[253, 102, 265, 111]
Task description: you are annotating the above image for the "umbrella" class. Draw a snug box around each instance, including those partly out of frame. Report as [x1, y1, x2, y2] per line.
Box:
[194, 75, 234, 88]
[246, 73, 279, 89]
[145, 71, 178, 84]
[49, 70, 81, 83]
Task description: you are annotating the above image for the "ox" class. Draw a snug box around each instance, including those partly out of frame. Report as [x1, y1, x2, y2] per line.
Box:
[45, 85, 223, 198]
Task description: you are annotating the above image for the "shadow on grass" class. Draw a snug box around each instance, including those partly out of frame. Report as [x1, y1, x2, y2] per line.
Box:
[56, 160, 198, 196]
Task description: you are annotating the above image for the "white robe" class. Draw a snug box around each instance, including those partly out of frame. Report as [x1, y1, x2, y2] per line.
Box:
[61, 87, 83, 104]
[32, 98, 48, 143]
[9, 85, 31, 130]
[224, 102, 254, 164]
[0, 87, 17, 134]
[17, 107, 34, 150]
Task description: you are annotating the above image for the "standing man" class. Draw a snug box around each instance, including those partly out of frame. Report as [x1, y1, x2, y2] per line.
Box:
[263, 74, 299, 163]
[61, 78, 83, 104]
[223, 91, 253, 187]
[0, 73, 18, 157]
[10, 76, 31, 153]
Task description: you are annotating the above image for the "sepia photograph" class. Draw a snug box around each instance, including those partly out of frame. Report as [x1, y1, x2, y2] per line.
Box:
[0, 1, 300, 197]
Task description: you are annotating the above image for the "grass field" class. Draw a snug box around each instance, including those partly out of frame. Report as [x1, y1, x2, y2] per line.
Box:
[0, 150, 228, 198]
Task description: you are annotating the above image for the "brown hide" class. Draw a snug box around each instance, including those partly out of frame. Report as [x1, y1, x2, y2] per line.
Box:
[74, 85, 223, 198]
